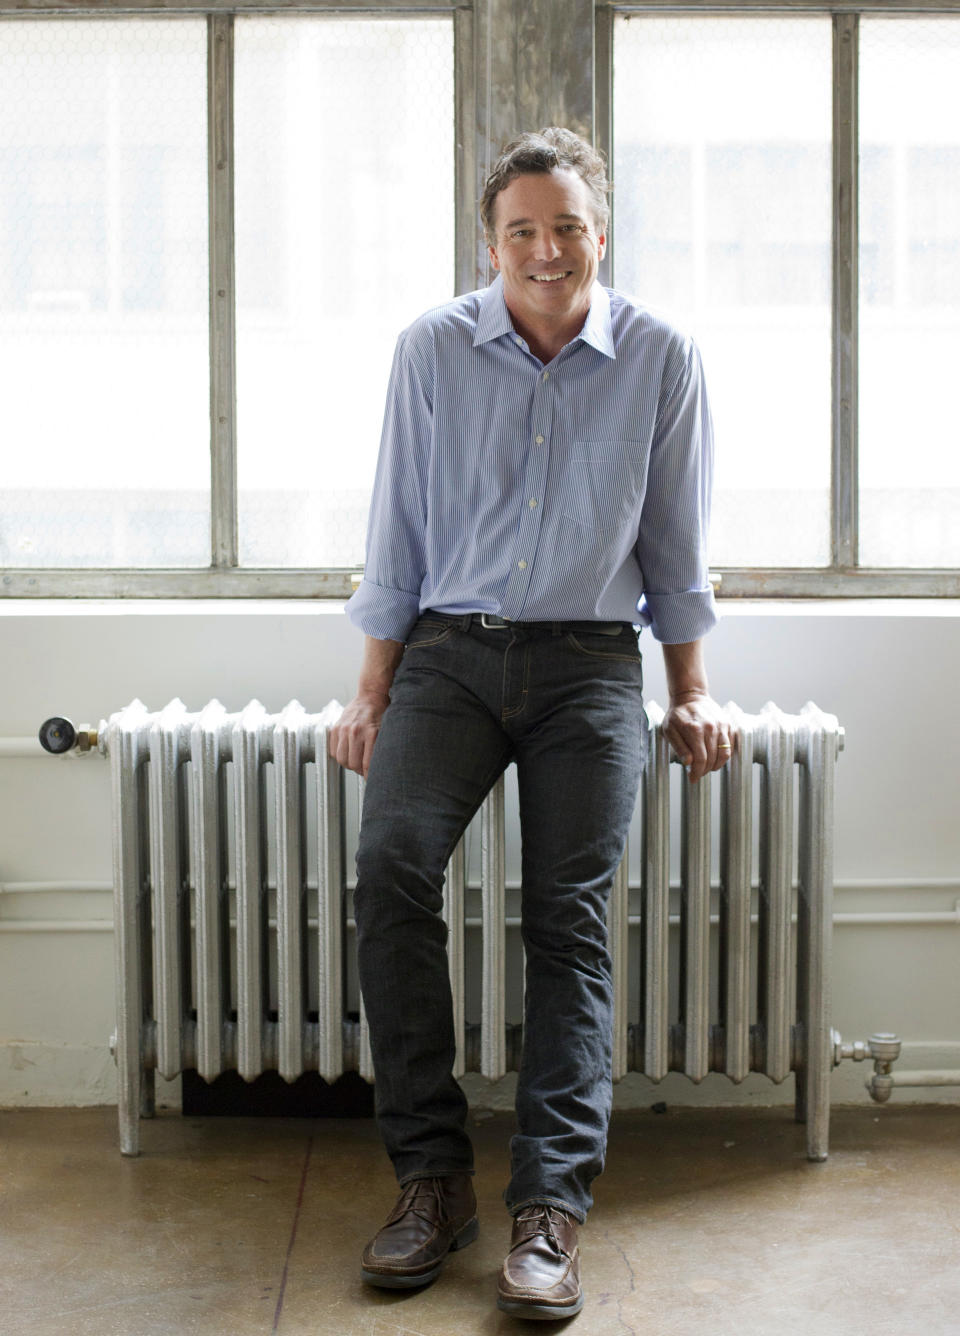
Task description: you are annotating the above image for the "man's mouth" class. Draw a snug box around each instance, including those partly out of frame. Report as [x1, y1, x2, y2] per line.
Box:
[530, 271, 572, 283]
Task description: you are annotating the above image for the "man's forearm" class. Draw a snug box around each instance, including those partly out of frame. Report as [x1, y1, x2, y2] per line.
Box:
[357, 634, 405, 701]
[661, 638, 710, 702]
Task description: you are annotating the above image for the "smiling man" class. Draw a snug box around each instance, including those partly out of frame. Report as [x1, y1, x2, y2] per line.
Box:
[331, 127, 730, 1321]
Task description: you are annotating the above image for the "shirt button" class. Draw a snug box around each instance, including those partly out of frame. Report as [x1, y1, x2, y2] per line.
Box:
[535, 434, 544, 444]
[515, 336, 523, 345]
[518, 559, 527, 570]
[529, 498, 538, 508]
[542, 371, 549, 381]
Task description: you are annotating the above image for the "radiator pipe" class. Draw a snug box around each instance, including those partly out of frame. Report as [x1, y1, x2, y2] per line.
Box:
[1, 737, 51, 758]
[2, 890, 957, 933]
[879, 1070, 960, 1087]
[842, 1036, 960, 1099]
[830, 1030, 924, 1102]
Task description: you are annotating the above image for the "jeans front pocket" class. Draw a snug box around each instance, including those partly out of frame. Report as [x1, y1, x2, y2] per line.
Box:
[404, 617, 456, 650]
[565, 628, 643, 667]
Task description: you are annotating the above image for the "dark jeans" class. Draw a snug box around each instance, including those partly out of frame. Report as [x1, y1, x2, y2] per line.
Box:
[353, 614, 646, 1222]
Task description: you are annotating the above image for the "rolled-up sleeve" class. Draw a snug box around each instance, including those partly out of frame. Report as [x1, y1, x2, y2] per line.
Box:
[635, 337, 718, 644]
[346, 331, 432, 643]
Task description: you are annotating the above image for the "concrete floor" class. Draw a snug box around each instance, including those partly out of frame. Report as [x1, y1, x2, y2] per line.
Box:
[1, 1104, 958, 1336]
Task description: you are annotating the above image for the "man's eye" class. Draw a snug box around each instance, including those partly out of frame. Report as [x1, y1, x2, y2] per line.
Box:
[511, 229, 532, 238]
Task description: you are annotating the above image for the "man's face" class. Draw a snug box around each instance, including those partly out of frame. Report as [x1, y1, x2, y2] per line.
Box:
[488, 167, 606, 336]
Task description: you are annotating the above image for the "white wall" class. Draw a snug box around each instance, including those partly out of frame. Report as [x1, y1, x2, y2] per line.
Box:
[1, 600, 958, 1114]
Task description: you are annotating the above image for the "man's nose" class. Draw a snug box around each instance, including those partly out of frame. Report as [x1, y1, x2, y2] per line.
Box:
[533, 230, 562, 261]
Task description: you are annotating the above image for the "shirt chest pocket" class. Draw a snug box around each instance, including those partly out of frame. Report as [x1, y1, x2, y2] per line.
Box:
[559, 440, 644, 535]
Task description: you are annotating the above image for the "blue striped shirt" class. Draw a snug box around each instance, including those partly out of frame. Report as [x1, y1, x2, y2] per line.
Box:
[346, 276, 717, 645]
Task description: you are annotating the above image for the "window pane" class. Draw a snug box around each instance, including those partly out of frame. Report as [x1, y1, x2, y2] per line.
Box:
[235, 17, 455, 569]
[613, 17, 832, 568]
[859, 18, 960, 568]
[0, 20, 210, 568]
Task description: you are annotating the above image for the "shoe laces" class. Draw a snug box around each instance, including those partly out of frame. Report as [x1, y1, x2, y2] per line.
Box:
[511, 1204, 574, 1256]
[391, 1176, 452, 1229]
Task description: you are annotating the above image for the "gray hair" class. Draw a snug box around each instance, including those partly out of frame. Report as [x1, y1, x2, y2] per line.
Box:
[480, 127, 610, 244]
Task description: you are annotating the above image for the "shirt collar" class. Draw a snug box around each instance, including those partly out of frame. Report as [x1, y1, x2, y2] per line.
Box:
[473, 275, 616, 360]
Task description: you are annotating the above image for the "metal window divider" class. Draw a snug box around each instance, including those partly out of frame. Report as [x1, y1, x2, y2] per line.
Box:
[208, 13, 238, 572]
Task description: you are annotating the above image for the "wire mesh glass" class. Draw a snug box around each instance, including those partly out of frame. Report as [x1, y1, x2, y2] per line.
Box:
[859, 18, 960, 568]
[0, 19, 210, 569]
[613, 16, 832, 569]
[234, 16, 455, 570]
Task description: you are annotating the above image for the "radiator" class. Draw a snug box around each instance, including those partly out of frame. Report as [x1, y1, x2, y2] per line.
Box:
[101, 697, 843, 1160]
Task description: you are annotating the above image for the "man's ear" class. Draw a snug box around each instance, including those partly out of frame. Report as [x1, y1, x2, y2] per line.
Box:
[597, 232, 607, 262]
[488, 244, 501, 272]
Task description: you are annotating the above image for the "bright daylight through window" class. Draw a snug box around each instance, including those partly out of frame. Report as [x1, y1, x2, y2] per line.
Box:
[1, 20, 211, 568]
[858, 18, 960, 567]
[614, 16, 833, 569]
[0, 7, 958, 590]
[0, 15, 453, 573]
[234, 17, 454, 569]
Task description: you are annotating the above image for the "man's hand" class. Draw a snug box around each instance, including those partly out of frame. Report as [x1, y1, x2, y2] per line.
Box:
[660, 638, 732, 784]
[328, 689, 390, 778]
[661, 689, 732, 784]
[328, 634, 405, 778]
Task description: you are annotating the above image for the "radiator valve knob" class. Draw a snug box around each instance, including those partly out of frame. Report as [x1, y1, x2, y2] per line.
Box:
[39, 717, 77, 753]
[38, 717, 98, 754]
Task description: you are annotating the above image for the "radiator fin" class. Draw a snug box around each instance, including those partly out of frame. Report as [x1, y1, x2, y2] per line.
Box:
[315, 705, 345, 1083]
[481, 774, 507, 1079]
[641, 701, 671, 1081]
[680, 770, 711, 1081]
[234, 701, 268, 1081]
[720, 702, 753, 1082]
[274, 702, 307, 1082]
[150, 698, 188, 1083]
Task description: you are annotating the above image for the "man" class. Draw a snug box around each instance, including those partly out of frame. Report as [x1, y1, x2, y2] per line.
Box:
[329, 127, 731, 1321]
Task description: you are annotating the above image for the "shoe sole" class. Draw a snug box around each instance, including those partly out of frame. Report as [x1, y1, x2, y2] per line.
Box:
[496, 1291, 585, 1320]
[361, 1215, 479, 1289]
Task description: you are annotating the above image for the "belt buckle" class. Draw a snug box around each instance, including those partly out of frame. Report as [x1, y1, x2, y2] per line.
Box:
[480, 613, 510, 629]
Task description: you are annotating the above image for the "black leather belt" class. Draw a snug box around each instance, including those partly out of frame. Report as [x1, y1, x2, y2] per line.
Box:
[435, 613, 628, 636]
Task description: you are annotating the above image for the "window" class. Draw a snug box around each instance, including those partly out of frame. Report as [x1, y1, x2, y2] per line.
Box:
[2, 0, 959, 598]
[1, 20, 211, 569]
[607, 6, 960, 595]
[0, 10, 455, 593]
[858, 18, 960, 568]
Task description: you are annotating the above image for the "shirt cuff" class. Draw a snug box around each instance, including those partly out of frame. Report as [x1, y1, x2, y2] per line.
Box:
[345, 578, 421, 642]
[639, 587, 719, 644]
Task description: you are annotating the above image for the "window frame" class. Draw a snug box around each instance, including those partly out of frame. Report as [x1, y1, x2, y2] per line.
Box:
[1, 0, 959, 599]
[0, 0, 474, 599]
[599, 0, 960, 598]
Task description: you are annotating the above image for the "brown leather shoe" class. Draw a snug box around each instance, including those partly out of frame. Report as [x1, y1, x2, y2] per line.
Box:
[497, 1204, 584, 1319]
[361, 1173, 478, 1289]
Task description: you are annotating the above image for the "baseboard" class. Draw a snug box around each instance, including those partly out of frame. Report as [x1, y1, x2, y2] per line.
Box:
[3, 1039, 957, 1110]
[0, 1042, 178, 1109]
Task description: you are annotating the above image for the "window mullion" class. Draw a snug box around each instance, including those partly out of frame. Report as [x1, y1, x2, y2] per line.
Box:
[208, 13, 238, 570]
[594, 1, 614, 288]
[454, 6, 479, 293]
[832, 10, 858, 570]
